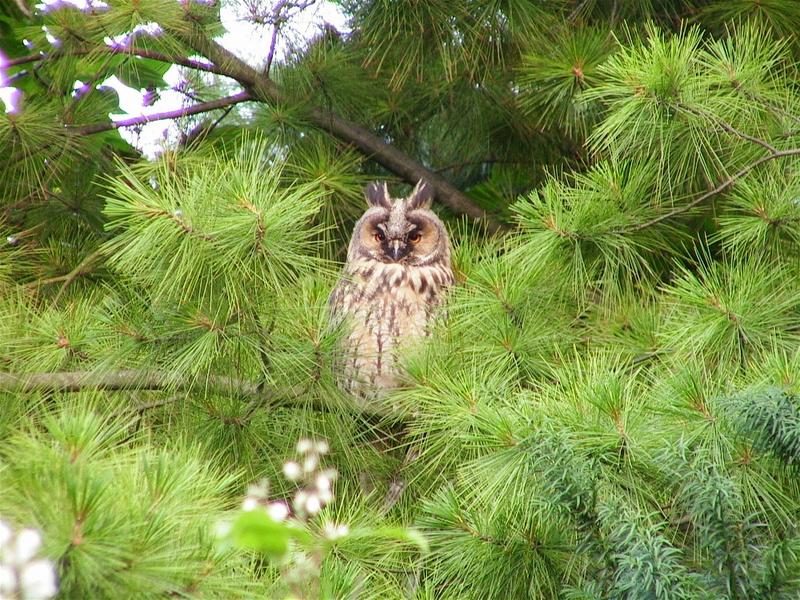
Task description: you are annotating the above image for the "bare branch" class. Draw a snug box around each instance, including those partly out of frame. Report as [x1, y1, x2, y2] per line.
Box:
[179, 104, 235, 148]
[0, 370, 395, 420]
[52, 247, 105, 305]
[609, 105, 800, 234]
[264, 0, 290, 76]
[128, 396, 181, 415]
[66, 91, 251, 135]
[12, 0, 32, 17]
[0, 370, 247, 395]
[27, 247, 104, 294]
[265, 25, 280, 76]
[5, 17, 502, 228]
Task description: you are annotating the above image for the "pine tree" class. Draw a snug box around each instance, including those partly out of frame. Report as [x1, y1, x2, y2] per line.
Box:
[2, 0, 800, 597]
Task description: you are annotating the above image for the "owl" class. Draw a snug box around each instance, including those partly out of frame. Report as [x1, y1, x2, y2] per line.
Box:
[328, 180, 454, 405]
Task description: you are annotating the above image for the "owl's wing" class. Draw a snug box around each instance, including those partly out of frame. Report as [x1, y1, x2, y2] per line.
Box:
[326, 275, 350, 331]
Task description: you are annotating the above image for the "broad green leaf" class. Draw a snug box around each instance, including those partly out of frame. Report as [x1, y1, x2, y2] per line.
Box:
[115, 57, 170, 90]
[230, 510, 292, 559]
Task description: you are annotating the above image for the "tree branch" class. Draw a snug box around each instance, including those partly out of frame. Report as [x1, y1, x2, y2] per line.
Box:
[0, 369, 394, 420]
[607, 102, 800, 233]
[5, 47, 230, 78]
[6, 18, 501, 227]
[179, 104, 235, 148]
[0, 369, 254, 395]
[618, 147, 800, 233]
[171, 19, 501, 229]
[264, 0, 290, 76]
[27, 247, 104, 293]
[52, 247, 105, 305]
[5, 25, 501, 231]
[65, 90, 251, 135]
[12, 0, 32, 18]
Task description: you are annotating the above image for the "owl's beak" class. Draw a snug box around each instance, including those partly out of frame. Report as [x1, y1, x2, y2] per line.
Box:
[386, 239, 409, 261]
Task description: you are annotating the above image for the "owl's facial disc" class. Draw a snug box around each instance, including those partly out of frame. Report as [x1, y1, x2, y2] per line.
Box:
[352, 193, 447, 266]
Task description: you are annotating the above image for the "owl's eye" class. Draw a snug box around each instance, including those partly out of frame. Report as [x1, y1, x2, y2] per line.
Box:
[374, 230, 386, 242]
[408, 230, 421, 243]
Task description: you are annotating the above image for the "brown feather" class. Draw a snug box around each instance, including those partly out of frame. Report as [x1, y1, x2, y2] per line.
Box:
[328, 182, 453, 407]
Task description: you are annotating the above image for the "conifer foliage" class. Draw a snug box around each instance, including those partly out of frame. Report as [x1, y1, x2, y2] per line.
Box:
[2, 0, 800, 597]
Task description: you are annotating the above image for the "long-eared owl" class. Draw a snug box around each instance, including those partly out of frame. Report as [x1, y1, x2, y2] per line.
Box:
[328, 180, 454, 405]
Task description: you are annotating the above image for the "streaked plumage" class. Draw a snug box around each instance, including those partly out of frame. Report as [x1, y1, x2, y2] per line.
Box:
[329, 180, 453, 405]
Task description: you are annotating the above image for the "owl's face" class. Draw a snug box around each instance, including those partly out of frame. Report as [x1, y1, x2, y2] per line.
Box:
[349, 180, 450, 267]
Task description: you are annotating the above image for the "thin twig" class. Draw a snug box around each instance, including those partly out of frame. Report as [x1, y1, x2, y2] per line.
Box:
[52, 247, 105, 305]
[12, 0, 32, 17]
[676, 103, 778, 153]
[609, 103, 800, 233]
[179, 104, 234, 147]
[567, 0, 593, 22]
[6, 70, 28, 85]
[112, 395, 182, 419]
[65, 91, 251, 135]
[264, 0, 290, 76]
[26, 247, 104, 292]
[617, 148, 800, 233]
[8, 13, 501, 228]
[742, 90, 800, 128]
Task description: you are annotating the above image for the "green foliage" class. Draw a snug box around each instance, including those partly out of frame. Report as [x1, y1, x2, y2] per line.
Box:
[0, 403, 255, 598]
[2, 1, 800, 598]
[103, 138, 326, 306]
[662, 254, 800, 367]
[517, 24, 615, 139]
[728, 387, 800, 467]
[715, 162, 800, 257]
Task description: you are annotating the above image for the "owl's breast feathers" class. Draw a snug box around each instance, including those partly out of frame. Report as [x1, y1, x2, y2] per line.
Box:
[329, 260, 453, 399]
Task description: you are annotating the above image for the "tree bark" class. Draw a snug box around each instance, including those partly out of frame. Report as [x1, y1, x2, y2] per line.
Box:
[0, 370, 395, 420]
[0, 369, 257, 395]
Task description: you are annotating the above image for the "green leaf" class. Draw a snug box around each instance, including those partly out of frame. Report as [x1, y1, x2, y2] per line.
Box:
[230, 510, 313, 560]
[0, 23, 29, 59]
[93, 130, 136, 155]
[230, 510, 292, 559]
[115, 57, 170, 90]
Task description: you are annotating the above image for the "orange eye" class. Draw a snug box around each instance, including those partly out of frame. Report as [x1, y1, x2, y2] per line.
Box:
[374, 231, 385, 242]
[408, 231, 421, 243]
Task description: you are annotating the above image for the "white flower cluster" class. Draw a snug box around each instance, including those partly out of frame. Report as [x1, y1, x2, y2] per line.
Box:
[0, 520, 58, 600]
[241, 479, 290, 522]
[284, 438, 337, 519]
[240, 438, 341, 527]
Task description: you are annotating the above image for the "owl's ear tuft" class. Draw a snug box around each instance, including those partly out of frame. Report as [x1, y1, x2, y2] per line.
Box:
[365, 182, 392, 209]
[407, 180, 433, 210]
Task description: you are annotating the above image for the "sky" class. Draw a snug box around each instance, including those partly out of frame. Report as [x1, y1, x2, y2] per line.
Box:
[1, 0, 349, 156]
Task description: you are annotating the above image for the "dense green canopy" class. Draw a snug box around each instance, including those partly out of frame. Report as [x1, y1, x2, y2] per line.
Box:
[2, 0, 800, 598]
